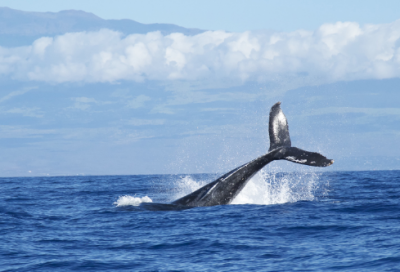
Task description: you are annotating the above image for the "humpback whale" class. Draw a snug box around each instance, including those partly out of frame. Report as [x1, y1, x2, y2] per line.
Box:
[172, 102, 333, 207]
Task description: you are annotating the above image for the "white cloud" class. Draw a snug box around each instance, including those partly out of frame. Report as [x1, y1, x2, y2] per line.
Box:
[305, 107, 400, 117]
[127, 118, 165, 126]
[0, 125, 56, 138]
[71, 97, 99, 110]
[5, 107, 44, 118]
[0, 87, 37, 103]
[70, 96, 112, 110]
[1, 20, 400, 85]
[126, 95, 151, 109]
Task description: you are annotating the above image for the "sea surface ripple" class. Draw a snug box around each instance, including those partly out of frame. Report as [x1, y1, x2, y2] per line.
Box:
[1, 171, 400, 271]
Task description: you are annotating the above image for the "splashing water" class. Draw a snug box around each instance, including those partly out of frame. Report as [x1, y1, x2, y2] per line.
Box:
[171, 175, 209, 200]
[231, 169, 322, 205]
[114, 195, 152, 206]
[115, 170, 325, 207]
[172, 169, 324, 206]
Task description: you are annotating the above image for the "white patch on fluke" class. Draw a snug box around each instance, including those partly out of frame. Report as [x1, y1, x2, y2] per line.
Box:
[273, 111, 287, 143]
[114, 195, 152, 206]
[286, 156, 307, 163]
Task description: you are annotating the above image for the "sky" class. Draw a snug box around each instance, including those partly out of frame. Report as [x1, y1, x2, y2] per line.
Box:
[0, 2, 399, 176]
[0, 0, 400, 32]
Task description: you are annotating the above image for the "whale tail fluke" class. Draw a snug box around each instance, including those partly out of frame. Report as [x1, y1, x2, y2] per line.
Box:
[279, 147, 334, 167]
[269, 102, 291, 152]
[269, 102, 333, 167]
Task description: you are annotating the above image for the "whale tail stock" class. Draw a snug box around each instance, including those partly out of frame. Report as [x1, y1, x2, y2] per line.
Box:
[269, 102, 333, 167]
[170, 102, 333, 207]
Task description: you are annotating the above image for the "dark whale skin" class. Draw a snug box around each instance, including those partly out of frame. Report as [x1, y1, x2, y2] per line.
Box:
[172, 102, 333, 207]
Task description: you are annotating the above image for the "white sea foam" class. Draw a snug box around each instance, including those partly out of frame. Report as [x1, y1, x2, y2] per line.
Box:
[114, 195, 153, 206]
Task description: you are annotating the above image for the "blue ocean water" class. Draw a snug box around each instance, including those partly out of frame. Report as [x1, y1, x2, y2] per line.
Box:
[1, 170, 400, 271]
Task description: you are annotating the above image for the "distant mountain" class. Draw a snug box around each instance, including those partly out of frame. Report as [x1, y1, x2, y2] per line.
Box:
[0, 7, 204, 47]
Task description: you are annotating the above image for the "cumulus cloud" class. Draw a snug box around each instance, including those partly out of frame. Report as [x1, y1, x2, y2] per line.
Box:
[1, 20, 400, 85]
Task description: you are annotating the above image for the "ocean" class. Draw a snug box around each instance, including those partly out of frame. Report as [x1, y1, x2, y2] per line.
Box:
[1, 170, 400, 271]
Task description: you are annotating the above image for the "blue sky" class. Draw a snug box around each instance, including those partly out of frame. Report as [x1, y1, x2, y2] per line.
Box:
[1, 0, 400, 32]
[0, 2, 399, 176]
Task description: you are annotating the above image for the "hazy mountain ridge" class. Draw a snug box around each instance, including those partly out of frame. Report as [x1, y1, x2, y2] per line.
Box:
[0, 7, 204, 47]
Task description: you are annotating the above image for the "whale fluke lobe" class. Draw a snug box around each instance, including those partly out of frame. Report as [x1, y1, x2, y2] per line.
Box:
[277, 147, 334, 167]
[269, 102, 291, 152]
[171, 102, 334, 207]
